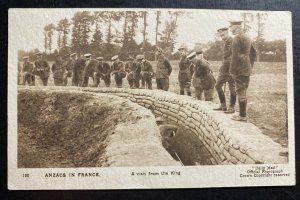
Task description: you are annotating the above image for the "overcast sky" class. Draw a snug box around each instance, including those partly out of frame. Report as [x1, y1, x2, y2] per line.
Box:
[9, 8, 291, 52]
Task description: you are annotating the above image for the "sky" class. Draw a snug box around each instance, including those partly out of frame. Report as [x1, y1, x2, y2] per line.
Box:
[9, 8, 291, 52]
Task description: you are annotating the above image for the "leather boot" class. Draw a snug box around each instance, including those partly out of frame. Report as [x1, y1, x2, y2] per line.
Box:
[231, 100, 247, 122]
[187, 91, 191, 96]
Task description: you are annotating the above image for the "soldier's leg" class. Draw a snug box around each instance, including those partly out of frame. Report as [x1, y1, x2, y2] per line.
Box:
[161, 78, 169, 91]
[179, 81, 185, 95]
[156, 79, 162, 90]
[146, 77, 152, 90]
[82, 76, 89, 87]
[128, 79, 133, 88]
[204, 88, 214, 101]
[141, 77, 145, 88]
[232, 76, 250, 121]
[225, 75, 237, 113]
[186, 81, 191, 96]
[194, 87, 203, 100]
[30, 74, 35, 86]
[214, 75, 227, 110]
[40, 75, 48, 86]
[93, 73, 100, 87]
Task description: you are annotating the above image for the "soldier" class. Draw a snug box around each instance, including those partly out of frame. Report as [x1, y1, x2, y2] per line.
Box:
[178, 44, 192, 96]
[124, 57, 137, 88]
[33, 52, 50, 86]
[93, 57, 111, 87]
[188, 51, 216, 101]
[21, 56, 35, 86]
[82, 53, 98, 87]
[136, 55, 154, 90]
[213, 27, 236, 113]
[155, 48, 172, 91]
[111, 55, 126, 88]
[62, 53, 74, 86]
[229, 21, 256, 122]
[51, 54, 65, 86]
[71, 53, 85, 86]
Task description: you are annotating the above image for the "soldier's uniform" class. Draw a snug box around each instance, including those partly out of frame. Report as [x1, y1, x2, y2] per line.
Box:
[94, 57, 111, 87]
[229, 21, 256, 121]
[82, 54, 98, 87]
[214, 28, 236, 112]
[124, 57, 137, 88]
[33, 52, 50, 86]
[72, 55, 85, 86]
[22, 56, 35, 86]
[62, 54, 74, 86]
[111, 55, 126, 88]
[189, 52, 216, 101]
[178, 44, 192, 96]
[155, 51, 172, 91]
[51, 55, 65, 86]
[137, 55, 154, 90]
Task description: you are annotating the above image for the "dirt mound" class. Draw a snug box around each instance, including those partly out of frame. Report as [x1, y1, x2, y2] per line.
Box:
[18, 90, 150, 168]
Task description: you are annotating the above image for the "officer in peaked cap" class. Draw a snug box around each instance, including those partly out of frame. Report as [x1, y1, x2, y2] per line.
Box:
[72, 53, 86, 87]
[178, 43, 192, 96]
[111, 55, 125, 88]
[82, 53, 98, 87]
[136, 54, 154, 90]
[51, 53, 65, 86]
[229, 20, 256, 122]
[22, 56, 35, 86]
[33, 52, 50, 86]
[93, 56, 111, 87]
[213, 26, 236, 113]
[155, 48, 172, 91]
[125, 56, 138, 88]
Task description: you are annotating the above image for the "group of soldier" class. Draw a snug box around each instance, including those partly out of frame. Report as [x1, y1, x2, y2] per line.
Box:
[19, 21, 256, 122]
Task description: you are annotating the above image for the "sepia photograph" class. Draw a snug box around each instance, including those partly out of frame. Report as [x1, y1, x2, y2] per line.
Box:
[8, 8, 295, 189]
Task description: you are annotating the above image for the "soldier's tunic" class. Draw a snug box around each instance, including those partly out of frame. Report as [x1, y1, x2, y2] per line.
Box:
[33, 59, 50, 86]
[192, 59, 216, 101]
[62, 59, 74, 86]
[22, 61, 35, 86]
[155, 55, 172, 91]
[178, 55, 192, 95]
[51, 60, 65, 86]
[72, 58, 85, 86]
[94, 62, 111, 87]
[215, 36, 236, 108]
[125, 61, 138, 88]
[82, 59, 98, 87]
[111, 61, 125, 88]
[139, 60, 154, 89]
[230, 33, 253, 117]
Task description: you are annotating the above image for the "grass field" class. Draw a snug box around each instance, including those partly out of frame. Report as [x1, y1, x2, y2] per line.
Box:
[31, 60, 288, 148]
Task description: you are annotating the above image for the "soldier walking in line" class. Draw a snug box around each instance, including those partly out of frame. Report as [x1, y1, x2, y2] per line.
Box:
[111, 55, 126, 88]
[62, 53, 74, 86]
[188, 51, 216, 101]
[155, 48, 172, 91]
[136, 54, 154, 90]
[82, 53, 98, 87]
[51, 54, 65, 86]
[229, 21, 256, 122]
[178, 44, 192, 96]
[213, 27, 236, 113]
[93, 57, 111, 87]
[21, 56, 35, 86]
[33, 52, 50, 86]
[124, 56, 137, 88]
[72, 53, 85, 86]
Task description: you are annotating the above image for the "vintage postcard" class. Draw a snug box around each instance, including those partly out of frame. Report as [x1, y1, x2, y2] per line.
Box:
[8, 8, 295, 189]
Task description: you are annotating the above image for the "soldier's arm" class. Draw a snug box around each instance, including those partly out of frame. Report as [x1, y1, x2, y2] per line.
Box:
[164, 59, 172, 75]
[45, 61, 50, 72]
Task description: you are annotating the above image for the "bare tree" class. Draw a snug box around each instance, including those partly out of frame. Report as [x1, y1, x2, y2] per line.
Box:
[155, 11, 161, 46]
[255, 13, 268, 62]
[241, 12, 254, 33]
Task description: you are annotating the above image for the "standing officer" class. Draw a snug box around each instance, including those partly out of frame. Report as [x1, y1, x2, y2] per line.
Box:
[51, 54, 65, 86]
[72, 53, 85, 86]
[213, 27, 236, 113]
[82, 53, 98, 87]
[111, 55, 126, 88]
[189, 51, 216, 101]
[178, 44, 192, 96]
[229, 21, 254, 122]
[22, 56, 35, 86]
[93, 57, 111, 87]
[124, 56, 137, 88]
[155, 48, 172, 91]
[136, 55, 154, 90]
[33, 52, 50, 86]
[62, 53, 74, 86]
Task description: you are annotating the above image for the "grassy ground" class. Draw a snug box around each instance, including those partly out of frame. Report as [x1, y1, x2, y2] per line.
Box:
[32, 60, 288, 148]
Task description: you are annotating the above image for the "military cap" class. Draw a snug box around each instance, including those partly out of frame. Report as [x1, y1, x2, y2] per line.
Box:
[96, 57, 103, 61]
[128, 56, 134, 61]
[229, 21, 243, 26]
[65, 53, 71, 57]
[136, 55, 145, 60]
[84, 53, 92, 58]
[70, 53, 77, 57]
[217, 27, 229, 32]
[23, 56, 29, 60]
[178, 44, 188, 50]
[187, 52, 196, 60]
[111, 55, 119, 61]
[196, 50, 203, 55]
[35, 52, 42, 56]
